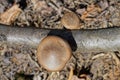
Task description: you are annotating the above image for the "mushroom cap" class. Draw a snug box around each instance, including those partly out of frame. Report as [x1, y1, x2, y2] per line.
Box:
[61, 12, 80, 29]
[37, 36, 72, 71]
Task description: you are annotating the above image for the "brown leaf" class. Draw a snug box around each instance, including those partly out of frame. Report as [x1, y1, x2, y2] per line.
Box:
[81, 4, 102, 20]
[0, 4, 22, 25]
[31, 0, 53, 14]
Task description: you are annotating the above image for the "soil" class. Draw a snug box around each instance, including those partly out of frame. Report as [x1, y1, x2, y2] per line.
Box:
[0, 0, 120, 80]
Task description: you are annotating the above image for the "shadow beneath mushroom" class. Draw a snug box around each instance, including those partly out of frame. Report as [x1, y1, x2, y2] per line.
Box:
[48, 29, 77, 52]
[15, 73, 33, 80]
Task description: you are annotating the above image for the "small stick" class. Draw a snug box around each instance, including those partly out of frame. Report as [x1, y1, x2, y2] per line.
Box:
[0, 25, 50, 48]
[0, 25, 120, 53]
[68, 67, 74, 80]
[72, 27, 120, 53]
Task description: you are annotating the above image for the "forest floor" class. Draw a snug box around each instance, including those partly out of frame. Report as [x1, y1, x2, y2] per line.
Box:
[0, 0, 120, 80]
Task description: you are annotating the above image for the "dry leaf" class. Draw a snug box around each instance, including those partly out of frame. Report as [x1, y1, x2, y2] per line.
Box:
[31, 0, 44, 10]
[104, 66, 120, 80]
[81, 4, 102, 20]
[0, 4, 22, 25]
[31, 0, 53, 14]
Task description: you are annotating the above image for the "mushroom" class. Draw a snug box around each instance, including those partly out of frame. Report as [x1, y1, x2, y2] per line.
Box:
[61, 12, 80, 29]
[37, 36, 72, 71]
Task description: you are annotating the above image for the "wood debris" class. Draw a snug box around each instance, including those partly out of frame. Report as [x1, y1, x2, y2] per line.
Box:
[31, 0, 53, 14]
[71, 74, 91, 80]
[0, 4, 22, 25]
[68, 67, 74, 80]
[71, 75, 81, 80]
[81, 4, 102, 20]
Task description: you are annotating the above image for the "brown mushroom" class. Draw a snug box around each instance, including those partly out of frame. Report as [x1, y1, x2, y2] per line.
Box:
[61, 12, 80, 29]
[37, 36, 72, 71]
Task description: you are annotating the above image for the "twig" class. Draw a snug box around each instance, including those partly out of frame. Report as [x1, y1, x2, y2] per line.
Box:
[0, 25, 120, 53]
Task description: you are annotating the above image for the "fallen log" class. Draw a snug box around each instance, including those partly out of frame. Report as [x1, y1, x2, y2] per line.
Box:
[0, 24, 120, 53]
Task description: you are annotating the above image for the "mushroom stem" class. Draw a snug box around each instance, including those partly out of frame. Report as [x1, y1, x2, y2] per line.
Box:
[0, 25, 120, 53]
